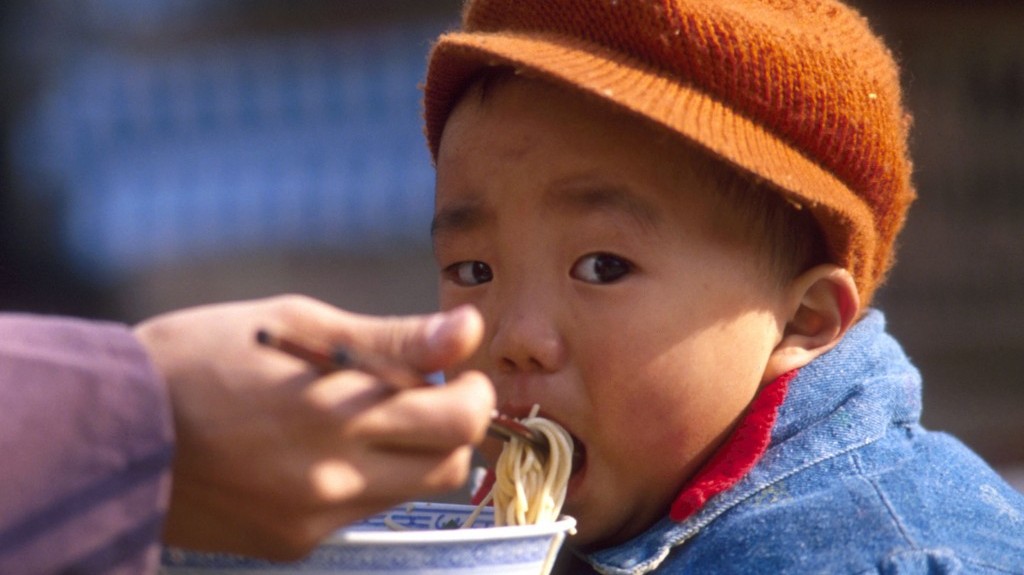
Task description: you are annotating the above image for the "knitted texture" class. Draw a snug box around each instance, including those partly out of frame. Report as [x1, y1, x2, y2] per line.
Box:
[423, 0, 915, 306]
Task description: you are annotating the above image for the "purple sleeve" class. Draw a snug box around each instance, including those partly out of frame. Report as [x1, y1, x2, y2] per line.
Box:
[0, 314, 174, 574]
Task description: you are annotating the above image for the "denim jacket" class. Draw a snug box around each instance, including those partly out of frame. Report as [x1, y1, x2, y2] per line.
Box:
[578, 310, 1024, 574]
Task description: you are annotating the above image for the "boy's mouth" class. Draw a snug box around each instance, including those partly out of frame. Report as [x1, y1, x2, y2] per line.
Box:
[485, 411, 585, 474]
[488, 405, 586, 478]
[569, 434, 586, 475]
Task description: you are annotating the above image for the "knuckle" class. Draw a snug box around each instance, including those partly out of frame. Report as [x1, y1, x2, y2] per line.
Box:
[308, 459, 364, 505]
[269, 293, 315, 317]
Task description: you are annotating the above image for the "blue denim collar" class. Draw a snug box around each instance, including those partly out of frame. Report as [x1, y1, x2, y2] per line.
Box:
[583, 310, 922, 574]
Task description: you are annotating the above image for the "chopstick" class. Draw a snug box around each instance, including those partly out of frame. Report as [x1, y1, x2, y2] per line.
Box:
[254, 329, 549, 452]
[255, 329, 423, 388]
[487, 412, 550, 456]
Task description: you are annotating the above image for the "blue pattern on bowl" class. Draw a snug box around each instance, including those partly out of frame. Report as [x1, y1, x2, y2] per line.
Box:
[160, 502, 575, 574]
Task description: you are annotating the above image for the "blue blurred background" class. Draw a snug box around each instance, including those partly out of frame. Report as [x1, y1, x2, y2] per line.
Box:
[1, 1, 1021, 489]
[2, 0, 459, 317]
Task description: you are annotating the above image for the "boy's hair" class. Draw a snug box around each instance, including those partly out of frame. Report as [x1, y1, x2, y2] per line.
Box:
[423, 0, 915, 307]
[700, 153, 830, 288]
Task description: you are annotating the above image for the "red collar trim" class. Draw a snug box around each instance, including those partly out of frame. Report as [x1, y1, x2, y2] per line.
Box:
[669, 369, 796, 521]
[470, 469, 494, 506]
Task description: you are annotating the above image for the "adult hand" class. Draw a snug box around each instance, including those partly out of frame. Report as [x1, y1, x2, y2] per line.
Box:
[133, 295, 494, 560]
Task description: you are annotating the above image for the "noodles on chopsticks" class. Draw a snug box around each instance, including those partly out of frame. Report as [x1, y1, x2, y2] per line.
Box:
[467, 405, 574, 528]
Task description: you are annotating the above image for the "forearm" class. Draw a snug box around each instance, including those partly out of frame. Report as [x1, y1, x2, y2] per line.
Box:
[0, 314, 174, 574]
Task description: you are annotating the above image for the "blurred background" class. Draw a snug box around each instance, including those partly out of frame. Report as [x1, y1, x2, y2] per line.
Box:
[1, 1, 1021, 491]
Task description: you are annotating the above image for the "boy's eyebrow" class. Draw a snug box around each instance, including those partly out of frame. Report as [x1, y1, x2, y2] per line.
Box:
[431, 180, 660, 237]
[545, 182, 661, 231]
[431, 198, 492, 237]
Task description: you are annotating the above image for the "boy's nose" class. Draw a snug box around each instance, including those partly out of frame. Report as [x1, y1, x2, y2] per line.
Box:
[488, 305, 565, 374]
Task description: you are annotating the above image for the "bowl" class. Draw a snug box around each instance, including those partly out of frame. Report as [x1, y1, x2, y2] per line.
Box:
[160, 501, 576, 574]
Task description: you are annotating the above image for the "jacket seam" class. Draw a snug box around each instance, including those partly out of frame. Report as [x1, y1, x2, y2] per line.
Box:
[851, 451, 918, 549]
[872, 548, 1021, 574]
[959, 555, 1022, 574]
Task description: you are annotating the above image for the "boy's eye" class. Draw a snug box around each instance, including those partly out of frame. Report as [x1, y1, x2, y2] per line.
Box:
[571, 253, 633, 284]
[444, 261, 494, 286]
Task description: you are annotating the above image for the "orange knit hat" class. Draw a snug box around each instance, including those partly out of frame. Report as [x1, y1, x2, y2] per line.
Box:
[422, 0, 916, 307]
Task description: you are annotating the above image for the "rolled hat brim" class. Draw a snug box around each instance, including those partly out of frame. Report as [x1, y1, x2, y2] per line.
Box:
[424, 31, 877, 300]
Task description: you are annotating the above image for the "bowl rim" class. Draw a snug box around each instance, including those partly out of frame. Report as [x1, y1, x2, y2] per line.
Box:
[322, 502, 577, 545]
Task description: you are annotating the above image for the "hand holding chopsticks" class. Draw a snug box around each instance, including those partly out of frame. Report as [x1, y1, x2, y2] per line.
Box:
[256, 327, 549, 453]
[136, 296, 494, 560]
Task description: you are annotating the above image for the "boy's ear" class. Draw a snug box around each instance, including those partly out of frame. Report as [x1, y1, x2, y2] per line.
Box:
[762, 264, 860, 383]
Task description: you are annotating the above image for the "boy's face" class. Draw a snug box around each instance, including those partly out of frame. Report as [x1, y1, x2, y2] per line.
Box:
[433, 76, 789, 547]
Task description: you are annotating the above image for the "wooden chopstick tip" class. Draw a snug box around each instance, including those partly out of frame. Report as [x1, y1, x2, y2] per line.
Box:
[255, 328, 342, 373]
[255, 328, 274, 347]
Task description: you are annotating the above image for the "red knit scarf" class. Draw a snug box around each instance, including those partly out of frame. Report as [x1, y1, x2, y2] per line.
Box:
[471, 370, 796, 522]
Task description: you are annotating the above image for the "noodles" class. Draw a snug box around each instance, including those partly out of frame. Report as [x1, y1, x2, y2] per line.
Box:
[493, 414, 573, 525]
[385, 406, 573, 532]
[474, 405, 574, 527]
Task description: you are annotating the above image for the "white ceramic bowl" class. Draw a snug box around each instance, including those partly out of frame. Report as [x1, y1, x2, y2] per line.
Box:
[160, 502, 576, 575]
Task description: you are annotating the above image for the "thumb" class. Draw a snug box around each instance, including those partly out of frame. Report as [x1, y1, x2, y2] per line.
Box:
[414, 305, 485, 371]
[343, 305, 484, 374]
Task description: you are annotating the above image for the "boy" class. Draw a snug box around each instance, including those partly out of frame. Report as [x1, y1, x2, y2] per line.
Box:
[423, 0, 1024, 573]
